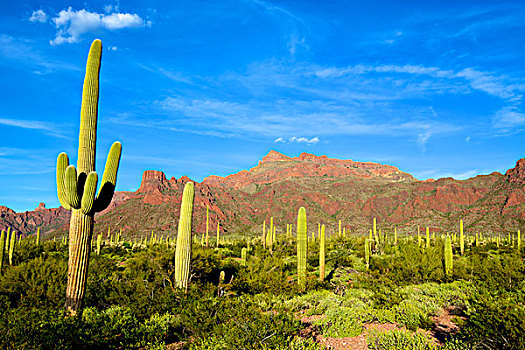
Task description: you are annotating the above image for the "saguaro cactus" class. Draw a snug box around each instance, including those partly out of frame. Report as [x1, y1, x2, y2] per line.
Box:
[0, 230, 5, 273]
[319, 224, 325, 281]
[297, 207, 307, 288]
[216, 222, 220, 247]
[8, 230, 16, 265]
[205, 205, 210, 247]
[56, 39, 122, 314]
[444, 235, 453, 276]
[241, 247, 247, 267]
[36, 227, 41, 245]
[364, 238, 371, 271]
[96, 233, 102, 255]
[459, 220, 464, 255]
[426, 227, 430, 248]
[174, 182, 195, 289]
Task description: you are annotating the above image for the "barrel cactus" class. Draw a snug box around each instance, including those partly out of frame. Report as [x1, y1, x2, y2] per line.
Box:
[174, 181, 195, 289]
[56, 39, 122, 314]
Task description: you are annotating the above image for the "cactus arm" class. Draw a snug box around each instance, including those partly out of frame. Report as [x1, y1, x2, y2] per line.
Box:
[77, 39, 102, 175]
[94, 142, 122, 212]
[65, 165, 81, 209]
[81, 172, 98, 215]
[57, 153, 72, 210]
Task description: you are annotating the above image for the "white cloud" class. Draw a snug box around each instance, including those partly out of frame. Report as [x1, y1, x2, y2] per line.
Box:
[50, 7, 147, 45]
[289, 136, 319, 144]
[493, 106, 525, 129]
[108, 46, 117, 51]
[274, 137, 285, 143]
[0, 117, 68, 138]
[29, 10, 48, 23]
[465, 136, 471, 142]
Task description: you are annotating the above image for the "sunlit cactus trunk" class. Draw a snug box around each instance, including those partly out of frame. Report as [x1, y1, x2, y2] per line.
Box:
[297, 207, 307, 288]
[8, 230, 16, 265]
[444, 235, 453, 277]
[36, 227, 40, 245]
[56, 40, 122, 315]
[0, 230, 5, 273]
[174, 182, 195, 289]
[394, 227, 398, 246]
[241, 247, 247, 267]
[459, 220, 464, 255]
[365, 238, 371, 271]
[216, 222, 220, 247]
[319, 224, 325, 281]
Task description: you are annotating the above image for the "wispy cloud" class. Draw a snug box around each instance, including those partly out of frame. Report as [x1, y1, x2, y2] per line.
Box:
[47, 7, 150, 45]
[0, 35, 80, 73]
[0, 117, 69, 138]
[29, 10, 48, 23]
[492, 106, 525, 133]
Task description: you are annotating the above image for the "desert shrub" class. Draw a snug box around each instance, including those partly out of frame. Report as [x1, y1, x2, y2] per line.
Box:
[0, 256, 67, 307]
[458, 288, 525, 349]
[367, 329, 437, 350]
[313, 306, 363, 337]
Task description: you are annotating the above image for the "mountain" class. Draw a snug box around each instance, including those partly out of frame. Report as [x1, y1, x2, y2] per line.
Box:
[2, 151, 525, 238]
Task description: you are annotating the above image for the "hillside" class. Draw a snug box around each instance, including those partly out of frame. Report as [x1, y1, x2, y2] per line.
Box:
[2, 151, 525, 238]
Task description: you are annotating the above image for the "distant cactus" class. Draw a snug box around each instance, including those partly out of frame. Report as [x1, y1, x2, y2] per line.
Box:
[297, 207, 307, 288]
[96, 234, 102, 255]
[319, 224, 326, 281]
[174, 181, 195, 289]
[206, 205, 209, 248]
[0, 230, 5, 273]
[460, 220, 465, 255]
[9, 230, 16, 265]
[518, 230, 521, 251]
[394, 227, 398, 246]
[241, 247, 247, 267]
[426, 227, 430, 248]
[365, 238, 371, 271]
[338, 220, 342, 237]
[36, 227, 41, 245]
[444, 235, 453, 277]
[216, 222, 220, 248]
[262, 220, 266, 249]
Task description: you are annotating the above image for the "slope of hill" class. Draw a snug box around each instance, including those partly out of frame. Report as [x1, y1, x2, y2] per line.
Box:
[2, 151, 524, 238]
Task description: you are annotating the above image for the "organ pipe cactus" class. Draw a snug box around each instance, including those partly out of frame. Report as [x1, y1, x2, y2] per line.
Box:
[0, 230, 5, 273]
[297, 207, 307, 288]
[444, 235, 453, 277]
[174, 181, 195, 289]
[56, 39, 122, 314]
[319, 224, 325, 281]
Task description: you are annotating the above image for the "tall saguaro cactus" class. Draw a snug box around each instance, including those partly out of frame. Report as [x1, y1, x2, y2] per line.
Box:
[174, 182, 195, 289]
[56, 39, 122, 314]
[319, 224, 326, 281]
[459, 220, 464, 255]
[297, 207, 307, 288]
[0, 230, 5, 273]
[444, 235, 453, 277]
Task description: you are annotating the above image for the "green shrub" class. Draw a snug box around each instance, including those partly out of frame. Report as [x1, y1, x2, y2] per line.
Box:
[367, 329, 437, 350]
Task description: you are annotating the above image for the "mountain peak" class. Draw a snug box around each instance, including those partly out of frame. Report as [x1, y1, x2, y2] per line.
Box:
[506, 158, 525, 184]
[261, 150, 292, 163]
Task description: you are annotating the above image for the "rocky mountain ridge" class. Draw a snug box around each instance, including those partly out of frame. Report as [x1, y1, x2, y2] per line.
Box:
[1, 151, 524, 238]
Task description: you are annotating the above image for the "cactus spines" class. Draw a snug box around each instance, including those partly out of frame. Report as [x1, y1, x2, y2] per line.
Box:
[56, 39, 122, 315]
[459, 220, 464, 255]
[365, 238, 371, 271]
[319, 224, 325, 281]
[444, 235, 453, 277]
[0, 230, 5, 273]
[241, 247, 247, 267]
[174, 181, 195, 289]
[297, 207, 307, 288]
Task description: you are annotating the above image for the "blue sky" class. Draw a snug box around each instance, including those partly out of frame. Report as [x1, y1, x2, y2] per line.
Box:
[1, 0, 525, 212]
